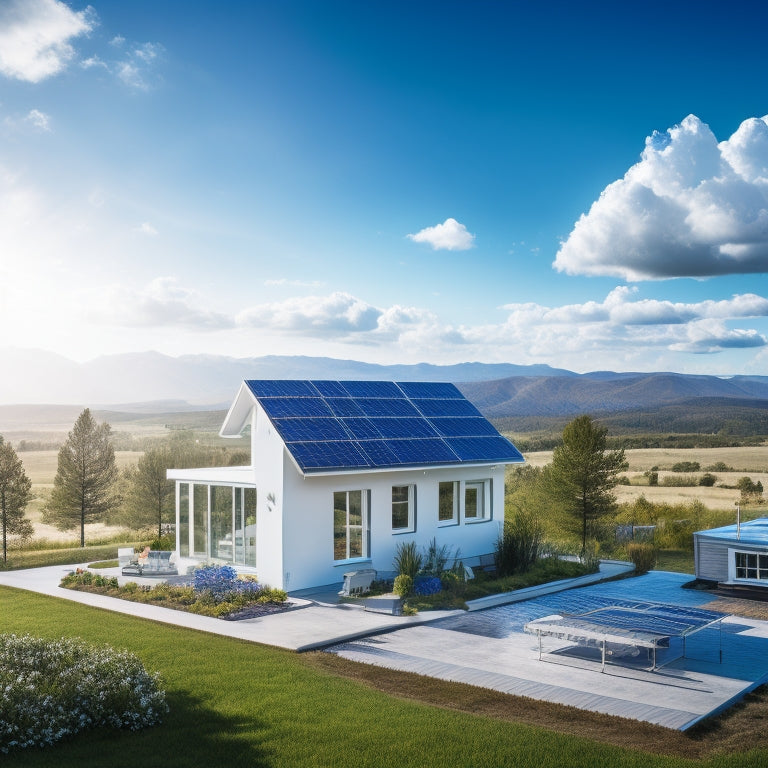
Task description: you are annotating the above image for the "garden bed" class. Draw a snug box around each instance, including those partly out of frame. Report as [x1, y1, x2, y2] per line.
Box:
[60, 565, 288, 620]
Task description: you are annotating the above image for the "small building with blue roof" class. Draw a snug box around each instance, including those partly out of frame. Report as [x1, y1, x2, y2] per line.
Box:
[694, 517, 768, 587]
[168, 380, 525, 591]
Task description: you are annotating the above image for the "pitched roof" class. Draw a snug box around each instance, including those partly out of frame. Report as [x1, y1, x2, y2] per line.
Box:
[223, 379, 524, 474]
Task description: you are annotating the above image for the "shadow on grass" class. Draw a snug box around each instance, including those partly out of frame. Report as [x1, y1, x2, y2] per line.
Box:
[5, 690, 273, 768]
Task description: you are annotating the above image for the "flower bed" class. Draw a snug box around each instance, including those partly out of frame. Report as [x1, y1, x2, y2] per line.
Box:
[60, 565, 288, 619]
[0, 634, 166, 754]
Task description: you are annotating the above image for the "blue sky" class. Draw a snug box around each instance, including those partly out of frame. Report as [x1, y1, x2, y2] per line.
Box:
[1, 0, 768, 375]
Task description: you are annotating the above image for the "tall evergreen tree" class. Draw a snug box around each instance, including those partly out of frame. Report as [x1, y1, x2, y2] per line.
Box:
[0, 436, 33, 562]
[545, 415, 627, 556]
[45, 409, 118, 547]
[119, 447, 175, 538]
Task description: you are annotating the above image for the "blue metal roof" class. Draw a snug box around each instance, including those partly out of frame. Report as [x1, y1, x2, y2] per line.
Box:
[245, 379, 525, 474]
[695, 517, 768, 546]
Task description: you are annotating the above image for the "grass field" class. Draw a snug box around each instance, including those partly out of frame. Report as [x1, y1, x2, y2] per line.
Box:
[2, 586, 768, 767]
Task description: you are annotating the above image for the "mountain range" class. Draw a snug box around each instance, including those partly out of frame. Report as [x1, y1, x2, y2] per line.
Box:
[2, 349, 768, 430]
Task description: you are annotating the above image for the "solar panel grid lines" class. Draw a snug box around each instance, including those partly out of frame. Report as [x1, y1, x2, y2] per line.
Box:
[246, 379, 523, 473]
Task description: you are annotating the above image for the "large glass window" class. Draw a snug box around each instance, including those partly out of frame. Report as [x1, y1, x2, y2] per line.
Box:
[438, 481, 458, 525]
[179, 483, 190, 557]
[242, 487, 257, 567]
[193, 484, 208, 555]
[392, 485, 415, 531]
[210, 486, 234, 561]
[334, 490, 369, 561]
[735, 551, 768, 580]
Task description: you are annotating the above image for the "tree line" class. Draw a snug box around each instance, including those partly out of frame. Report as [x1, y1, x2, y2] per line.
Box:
[0, 408, 249, 559]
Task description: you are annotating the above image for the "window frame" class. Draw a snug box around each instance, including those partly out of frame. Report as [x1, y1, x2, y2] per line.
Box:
[464, 479, 492, 523]
[391, 484, 416, 533]
[734, 550, 768, 581]
[438, 481, 459, 526]
[333, 489, 371, 563]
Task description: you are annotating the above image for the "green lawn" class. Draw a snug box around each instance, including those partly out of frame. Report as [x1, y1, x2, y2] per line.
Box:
[655, 549, 695, 574]
[2, 585, 766, 768]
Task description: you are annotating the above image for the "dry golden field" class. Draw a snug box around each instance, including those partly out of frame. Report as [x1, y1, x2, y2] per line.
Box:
[18, 450, 144, 544]
[521, 446, 768, 510]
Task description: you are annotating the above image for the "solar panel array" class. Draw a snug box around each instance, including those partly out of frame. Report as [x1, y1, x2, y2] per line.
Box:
[246, 380, 524, 473]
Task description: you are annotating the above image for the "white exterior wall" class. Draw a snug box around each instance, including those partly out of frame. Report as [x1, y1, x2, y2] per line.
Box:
[279, 460, 506, 592]
[250, 402, 287, 589]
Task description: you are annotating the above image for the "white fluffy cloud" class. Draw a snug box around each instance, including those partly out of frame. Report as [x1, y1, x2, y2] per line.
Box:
[555, 115, 768, 280]
[92, 278, 233, 330]
[0, 0, 93, 83]
[407, 218, 475, 251]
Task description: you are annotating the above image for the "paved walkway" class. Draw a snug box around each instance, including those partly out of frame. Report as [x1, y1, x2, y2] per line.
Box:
[327, 572, 768, 730]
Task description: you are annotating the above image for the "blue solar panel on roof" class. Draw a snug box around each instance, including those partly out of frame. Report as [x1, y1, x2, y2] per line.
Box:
[411, 398, 482, 417]
[357, 398, 421, 417]
[324, 397, 365, 417]
[340, 381, 403, 398]
[246, 380, 318, 398]
[288, 441, 370, 471]
[429, 417, 499, 438]
[357, 439, 400, 467]
[372, 418, 439, 439]
[258, 397, 333, 418]
[310, 380, 349, 397]
[272, 418, 350, 443]
[386, 438, 459, 465]
[246, 379, 524, 473]
[396, 382, 463, 399]
[445, 436, 523, 462]
[342, 418, 382, 440]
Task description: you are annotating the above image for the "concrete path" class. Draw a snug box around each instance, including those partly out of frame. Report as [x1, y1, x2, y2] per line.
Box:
[0, 563, 459, 651]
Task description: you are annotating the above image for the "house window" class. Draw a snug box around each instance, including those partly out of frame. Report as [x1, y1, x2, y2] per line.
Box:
[735, 551, 768, 581]
[178, 483, 190, 557]
[334, 490, 370, 561]
[438, 481, 458, 525]
[392, 485, 416, 532]
[464, 480, 491, 522]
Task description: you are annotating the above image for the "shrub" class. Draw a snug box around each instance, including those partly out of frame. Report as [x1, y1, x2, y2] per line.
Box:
[644, 470, 659, 486]
[393, 574, 413, 597]
[393, 541, 422, 579]
[626, 542, 657, 574]
[495, 508, 543, 577]
[705, 461, 733, 472]
[149, 534, 175, 551]
[699, 473, 717, 487]
[0, 634, 166, 755]
[192, 565, 264, 602]
[660, 474, 699, 487]
[671, 461, 700, 472]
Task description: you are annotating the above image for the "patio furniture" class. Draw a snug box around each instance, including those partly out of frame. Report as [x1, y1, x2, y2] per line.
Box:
[117, 547, 136, 568]
[121, 550, 178, 577]
[338, 568, 376, 596]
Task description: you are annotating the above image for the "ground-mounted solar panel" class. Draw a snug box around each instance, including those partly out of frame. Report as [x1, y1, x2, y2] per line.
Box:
[288, 440, 370, 472]
[246, 380, 318, 398]
[428, 417, 500, 438]
[356, 398, 421, 418]
[258, 396, 333, 419]
[272, 418, 350, 443]
[411, 397, 483, 417]
[310, 380, 350, 397]
[371, 418, 440, 439]
[396, 382, 463, 399]
[444, 436, 524, 462]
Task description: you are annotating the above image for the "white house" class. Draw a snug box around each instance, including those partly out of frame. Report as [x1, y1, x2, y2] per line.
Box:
[168, 380, 525, 592]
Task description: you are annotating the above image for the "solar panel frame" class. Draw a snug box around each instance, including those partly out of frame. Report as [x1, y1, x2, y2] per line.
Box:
[247, 380, 525, 473]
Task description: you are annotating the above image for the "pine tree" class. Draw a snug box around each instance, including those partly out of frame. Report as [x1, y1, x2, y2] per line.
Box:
[545, 415, 627, 556]
[119, 447, 175, 538]
[45, 409, 118, 547]
[0, 436, 33, 562]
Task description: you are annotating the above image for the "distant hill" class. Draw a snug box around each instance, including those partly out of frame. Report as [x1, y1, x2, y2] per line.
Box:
[0, 348, 573, 405]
